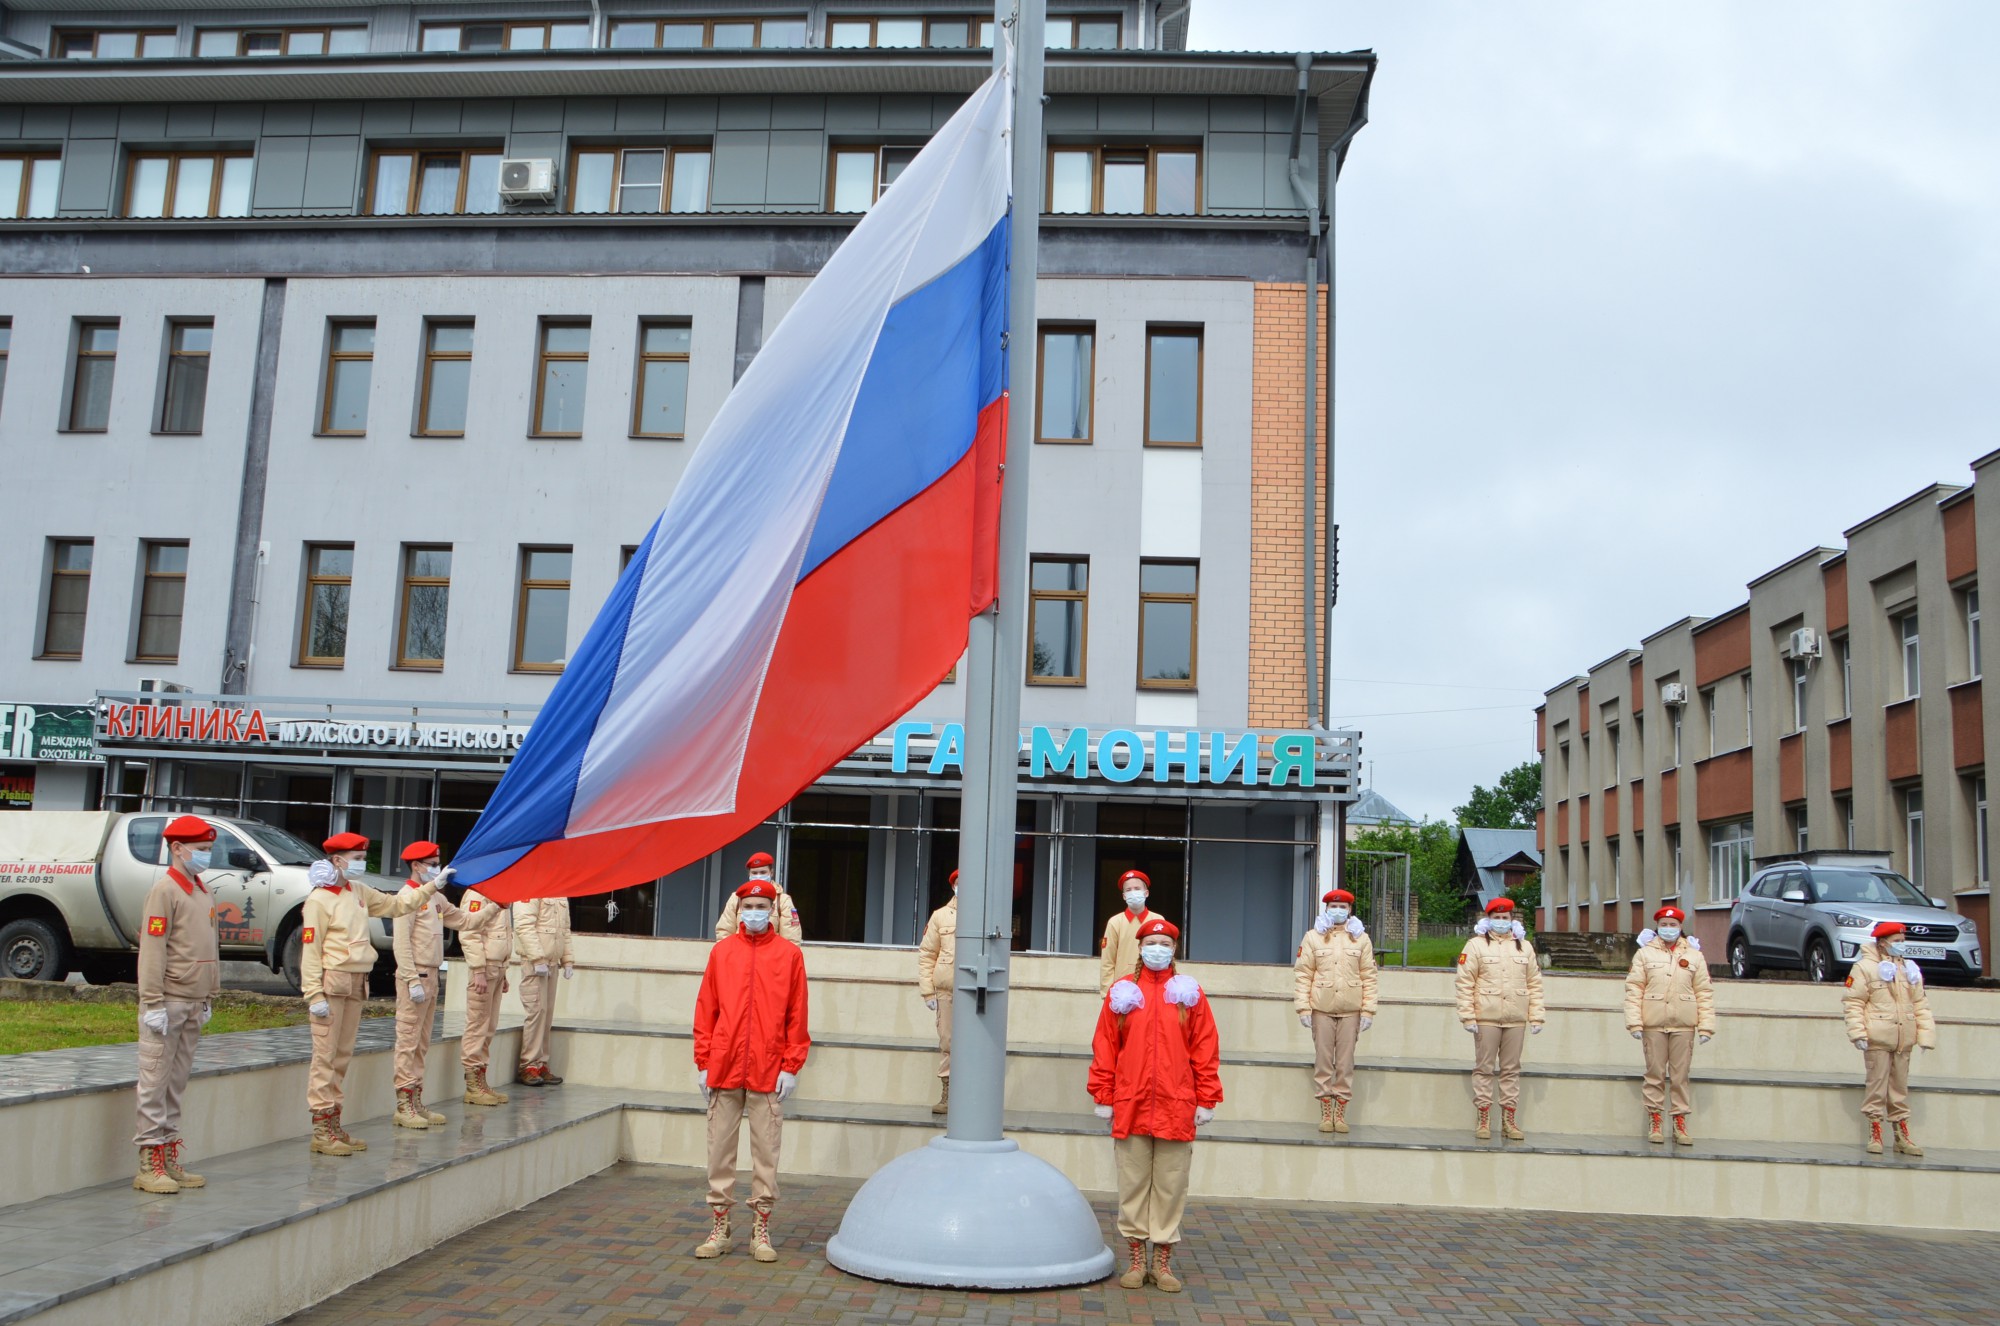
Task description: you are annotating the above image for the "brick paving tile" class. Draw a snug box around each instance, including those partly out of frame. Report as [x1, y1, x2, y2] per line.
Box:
[284, 1164, 2000, 1326]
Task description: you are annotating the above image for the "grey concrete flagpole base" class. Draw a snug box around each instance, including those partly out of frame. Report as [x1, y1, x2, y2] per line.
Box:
[824, 1137, 1114, 1289]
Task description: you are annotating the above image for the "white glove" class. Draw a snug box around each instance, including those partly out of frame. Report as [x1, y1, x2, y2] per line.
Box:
[1530, 1024, 1543, 1035]
[926, 998, 939, 1011]
[1698, 1034, 1712, 1045]
[1463, 1023, 1478, 1034]
[534, 963, 550, 976]
[697, 1069, 710, 1102]
[1094, 1103, 1114, 1120]
[776, 1071, 798, 1102]
[309, 1000, 331, 1019]
[1855, 1038, 1870, 1052]
[199, 1003, 212, 1028]
[562, 963, 574, 981]
[1194, 1106, 1215, 1127]
[141, 1008, 168, 1035]
[1631, 1030, 1643, 1040]
[409, 982, 428, 1004]
[432, 867, 454, 887]
[1299, 1012, 1312, 1029]
[1359, 1015, 1373, 1032]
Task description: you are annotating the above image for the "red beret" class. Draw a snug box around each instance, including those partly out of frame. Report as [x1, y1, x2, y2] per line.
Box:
[1137, 917, 1179, 942]
[736, 879, 779, 901]
[746, 851, 776, 869]
[1322, 888, 1355, 905]
[1118, 869, 1151, 889]
[1485, 897, 1516, 915]
[949, 869, 959, 885]
[162, 815, 216, 844]
[401, 840, 441, 863]
[1872, 921, 1906, 940]
[324, 831, 368, 853]
[1654, 906, 1685, 923]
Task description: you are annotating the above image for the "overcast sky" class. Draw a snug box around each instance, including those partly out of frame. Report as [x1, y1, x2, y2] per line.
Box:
[1187, 1, 2000, 821]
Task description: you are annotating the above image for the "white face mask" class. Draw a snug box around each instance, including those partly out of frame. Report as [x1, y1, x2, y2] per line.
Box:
[1886, 939, 1906, 958]
[343, 858, 365, 878]
[1139, 943, 1174, 971]
[1326, 907, 1351, 925]
[749, 868, 773, 882]
[741, 906, 773, 933]
[1123, 890, 1148, 911]
[1657, 926, 1681, 944]
[185, 848, 212, 874]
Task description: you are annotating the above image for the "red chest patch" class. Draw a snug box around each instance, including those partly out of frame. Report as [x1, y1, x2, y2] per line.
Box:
[146, 916, 166, 937]
[302, 927, 316, 944]
[1679, 959, 1690, 969]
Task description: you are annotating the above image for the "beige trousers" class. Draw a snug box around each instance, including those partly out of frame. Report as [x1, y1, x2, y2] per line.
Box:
[1311, 1011, 1360, 1101]
[706, 1087, 783, 1213]
[1862, 1047, 1913, 1122]
[934, 989, 953, 1079]
[393, 965, 439, 1092]
[307, 970, 367, 1112]
[1114, 1134, 1192, 1245]
[1641, 1028, 1695, 1116]
[462, 969, 504, 1073]
[1472, 1024, 1527, 1111]
[518, 968, 556, 1069]
[133, 999, 204, 1146]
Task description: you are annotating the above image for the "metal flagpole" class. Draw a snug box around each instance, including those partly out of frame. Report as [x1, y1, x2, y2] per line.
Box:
[826, 0, 1113, 1288]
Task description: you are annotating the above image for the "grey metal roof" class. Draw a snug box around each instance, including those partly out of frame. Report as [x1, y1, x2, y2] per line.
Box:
[1347, 787, 1414, 825]
[1457, 827, 1541, 906]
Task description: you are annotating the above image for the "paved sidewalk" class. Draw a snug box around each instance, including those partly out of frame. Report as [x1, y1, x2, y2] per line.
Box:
[283, 1163, 2000, 1325]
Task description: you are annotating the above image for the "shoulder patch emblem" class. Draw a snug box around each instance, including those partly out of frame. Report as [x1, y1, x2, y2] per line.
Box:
[1100, 936, 1109, 951]
[302, 927, 315, 945]
[146, 916, 167, 936]
[468, 900, 482, 912]
[1843, 974, 1854, 987]
[1456, 953, 1467, 965]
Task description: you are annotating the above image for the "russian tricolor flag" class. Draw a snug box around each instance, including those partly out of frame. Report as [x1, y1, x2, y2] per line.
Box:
[454, 72, 1013, 901]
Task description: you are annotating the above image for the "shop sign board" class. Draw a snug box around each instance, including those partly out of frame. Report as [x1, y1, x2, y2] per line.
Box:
[1, 704, 100, 764]
[98, 701, 527, 754]
[889, 721, 1323, 788]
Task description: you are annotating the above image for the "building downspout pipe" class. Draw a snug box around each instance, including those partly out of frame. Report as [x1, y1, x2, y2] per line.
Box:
[1285, 54, 1320, 729]
[1319, 96, 1369, 723]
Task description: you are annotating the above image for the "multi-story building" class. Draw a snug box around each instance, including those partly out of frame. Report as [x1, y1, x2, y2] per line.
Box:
[0, 3, 1370, 965]
[1537, 451, 2000, 974]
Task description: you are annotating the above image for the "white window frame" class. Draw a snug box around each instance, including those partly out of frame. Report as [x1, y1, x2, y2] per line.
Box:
[1839, 636, 1853, 716]
[1837, 795, 1854, 850]
[1792, 805, 1809, 852]
[1606, 722, 1619, 788]
[1905, 787, 1925, 893]
[1667, 828, 1682, 898]
[1608, 840, 1621, 900]
[1703, 688, 1717, 757]
[1977, 776, 1990, 887]
[1791, 658, 1808, 733]
[1707, 818, 1754, 905]
[1900, 611, 1921, 699]
[1968, 587, 1982, 681]
[1671, 709, 1682, 769]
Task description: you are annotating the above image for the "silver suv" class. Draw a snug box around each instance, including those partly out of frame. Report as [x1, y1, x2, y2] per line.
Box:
[1727, 851, 1982, 984]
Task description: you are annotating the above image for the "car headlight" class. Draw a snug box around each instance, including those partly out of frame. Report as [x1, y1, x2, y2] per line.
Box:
[1833, 914, 1872, 930]
[1962, 923, 1980, 939]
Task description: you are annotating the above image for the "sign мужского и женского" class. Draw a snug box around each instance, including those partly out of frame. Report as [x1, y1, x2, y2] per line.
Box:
[1, 704, 100, 764]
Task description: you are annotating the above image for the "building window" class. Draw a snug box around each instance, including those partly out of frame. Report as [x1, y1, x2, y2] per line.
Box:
[158, 321, 212, 434]
[0, 153, 61, 219]
[1706, 818, 1754, 905]
[570, 146, 712, 215]
[1046, 145, 1199, 216]
[1557, 739, 1570, 792]
[136, 541, 188, 663]
[1744, 675, 1753, 742]
[196, 27, 367, 56]
[68, 321, 119, 432]
[125, 153, 253, 219]
[1666, 828, 1682, 898]
[633, 321, 691, 438]
[1905, 787, 1926, 892]
[420, 21, 589, 52]
[1968, 587, 1982, 680]
[418, 321, 473, 436]
[829, 144, 922, 212]
[1836, 636, 1851, 716]
[617, 16, 808, 47]
[1036, 324, 1093, 444]
[1045, 13, 1121, 48]
[320, 321, 375, 435]
[1702, 688, 1716, 757]
[1670, 708, 1681, 768]
[515, 547, 573, 672]
[1899, 611, 1921, 699]
[1608, 841, 1622, 899]
[298, 544, 352, 666]
[55, 29, 175, 58]
[1027, 556, 1088, 685]
[1137, 560, 1197, 689]
[1837, 795, 1854, 849]
[534, 321, 591, 436]
[40, 540, 92, 659]
[1790, 658, 1808, 733]
[828, 14, 995, 47]
[397, 546, 451, 669]
[1144, 327, 1202, 447]
[0, 319, 10, 410]
[368, 149, 502, 216]
[1606, 722, 1620, 786]
[1976, 776, 1990, 887]
[1790, 804, 1808, 852]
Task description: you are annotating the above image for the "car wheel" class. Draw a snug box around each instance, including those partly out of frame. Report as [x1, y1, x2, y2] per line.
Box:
[0, 917, 71, 982]
[280, 927, 304, 994]
[1729, 934, 1759, 980]
[1806, 936, 1836, 983]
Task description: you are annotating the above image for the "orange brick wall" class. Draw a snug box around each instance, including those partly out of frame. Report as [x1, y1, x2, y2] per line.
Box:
[1248, 282, 1329, 728]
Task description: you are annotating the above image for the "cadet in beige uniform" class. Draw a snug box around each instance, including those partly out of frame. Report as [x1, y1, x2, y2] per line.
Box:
[132, 815, 223, 1194]
[1292, 887, 1377, 1134]
[1454, 896, 1545, 1141]
[513, 894, 574, 1086]
[713, 851, 804, 942]
[302, 831, 440, 1155]
[1623, 905, 1716, 1145]
[1097, 869, 1159, 994]
[916, 869, 959, 1115]
[390, 840, 472, 1129]
[457, 880, 514, 1106]
[1843, 920, 1937, 1156]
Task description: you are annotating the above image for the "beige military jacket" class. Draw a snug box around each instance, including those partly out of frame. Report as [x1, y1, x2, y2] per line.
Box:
[1293, 926, 1379, 1017]
[1097, 907, 1158, 994]
[917, 895, 957, 999]
[456, 888, 513, 969]
[301, 874, 437, 1003]
[136, 867, 221, 1009]
[1623, 937, 1716, 1034]
[714, 890, 803, 942]
[1453, 931, 1547, 1027]
[392, 882, 471, 985]
[1842, 944, 1937, 1052]
[512, 895, 574, 969]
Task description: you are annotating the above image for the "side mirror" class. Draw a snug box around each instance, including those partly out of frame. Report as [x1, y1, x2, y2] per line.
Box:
[1780, 889, 1809, 903]
[1931, 896, 1949, 909]
[227, 847, 262, 872]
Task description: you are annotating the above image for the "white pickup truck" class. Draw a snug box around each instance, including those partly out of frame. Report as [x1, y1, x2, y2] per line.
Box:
[0, 810, 399, 993]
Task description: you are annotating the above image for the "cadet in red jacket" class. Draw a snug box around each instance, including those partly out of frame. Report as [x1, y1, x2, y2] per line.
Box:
[691, 879, 811, 1264]
[1087, 916, 1223, 1296]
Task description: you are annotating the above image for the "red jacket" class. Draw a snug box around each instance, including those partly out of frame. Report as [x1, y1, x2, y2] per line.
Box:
[693, 927, 811, 1092]
[1087, 963, 1223, 1142]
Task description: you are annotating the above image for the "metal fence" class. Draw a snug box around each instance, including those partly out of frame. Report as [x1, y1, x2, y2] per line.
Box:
[1343, 847, 1412, 965]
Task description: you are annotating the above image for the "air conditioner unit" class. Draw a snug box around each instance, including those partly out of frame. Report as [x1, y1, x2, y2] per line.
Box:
[1659, 682, 1689, 707]
[497, 158, 555, 202]
[136, 678, 192, 707]
[1785, 627, 1823, 660]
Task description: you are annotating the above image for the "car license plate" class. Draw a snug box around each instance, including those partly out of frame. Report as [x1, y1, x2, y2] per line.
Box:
[1904, 944, 1948, 961]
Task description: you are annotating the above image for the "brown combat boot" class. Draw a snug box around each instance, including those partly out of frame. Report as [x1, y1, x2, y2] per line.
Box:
[394, 1086, 430, 1129]
[133, 1144, 180, 1194]
[163, 1139, 205, 1188]
[1673, 1114, 1694, 1147]
[933, 1077, 949, 1116]
[417, 1089, 447, 1126]
[1318, 1097, 1335, 1133]
[538, 1062, 565, 1086]
[1333, 1098, 1350, 1134]
[332, 1106, 367, 1151]
[1893, 1120, 1924, 1157]
[1866, 1120, 1884, 1155]
[1474, 1106, 1491, 1141]
[1119, 1238, 1148, 1289]
[1150, 1242, 1183, 1293]
[310, 1108, 354, 1157]
[1502, 1107, 1525, 1141]
[464, 1067, 507, 1107]
[1647, 1111, 1664, 1145]
[694, 1206, 731, 1258]
[518, 1063, 546, 1087]
[750, 1209, 778, 1263]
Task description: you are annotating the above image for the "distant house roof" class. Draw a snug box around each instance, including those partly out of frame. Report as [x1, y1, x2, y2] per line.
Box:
[1348, 789, 1415, 826]
[1455, 827, 1543, 907]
